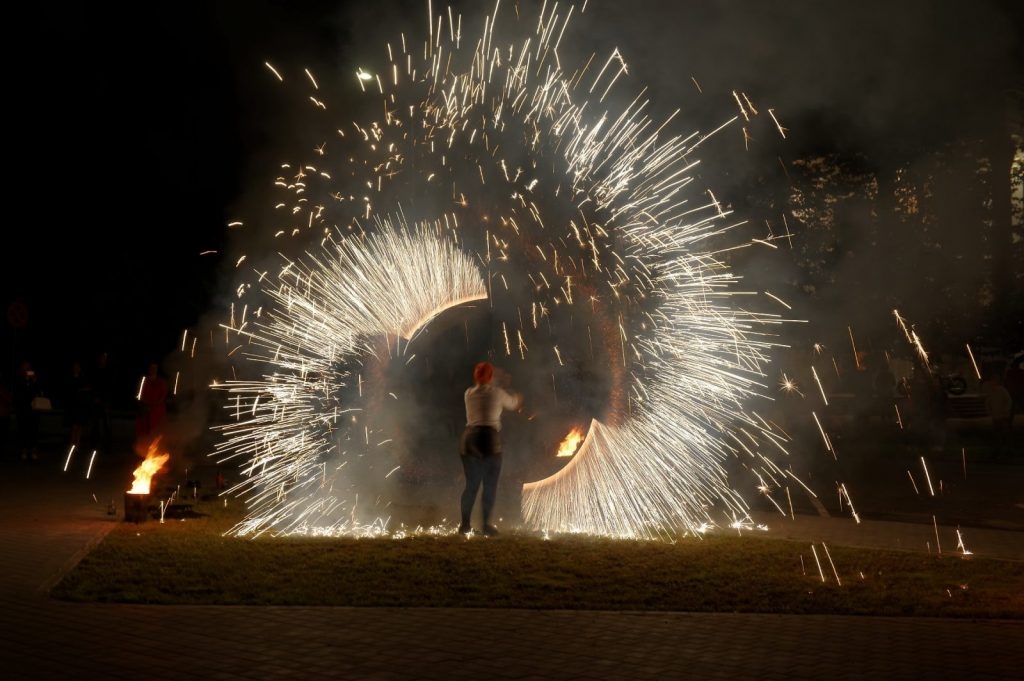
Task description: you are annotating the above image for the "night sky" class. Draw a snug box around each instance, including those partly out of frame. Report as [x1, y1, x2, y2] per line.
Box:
[4, 0, 1023, 403]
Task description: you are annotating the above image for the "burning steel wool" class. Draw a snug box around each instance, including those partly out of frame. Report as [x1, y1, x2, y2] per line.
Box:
[205, 1, 796, 540]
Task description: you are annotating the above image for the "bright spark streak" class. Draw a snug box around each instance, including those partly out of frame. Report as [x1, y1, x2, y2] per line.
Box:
[821, 542, 842, 586]
[767, 108, 787, 138]
[304, 68, 319, 89]
[894, 309, 929, 365]
[965, 343, 981, 380]
[812, 366, 828, 405]
[907, 470, 920, 495]
[837, 483, 859, 523]
[265, 62, 283, 82]
[920, 456, 935, 497]
[811, 412, 834, 458]
[810, 544, 826, 583]
[765, 291, 791, 309]
[955, 528, 972, 556]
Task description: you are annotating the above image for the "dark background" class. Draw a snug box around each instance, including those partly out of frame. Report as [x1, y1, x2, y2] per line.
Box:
[3, 0, 1022, 408]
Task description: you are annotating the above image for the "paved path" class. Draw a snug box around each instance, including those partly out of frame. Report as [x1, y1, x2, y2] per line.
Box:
[1, 449, 1022, 680]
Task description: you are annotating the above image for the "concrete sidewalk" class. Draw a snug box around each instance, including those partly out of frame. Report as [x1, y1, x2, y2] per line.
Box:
[0, 448, 1022, 680]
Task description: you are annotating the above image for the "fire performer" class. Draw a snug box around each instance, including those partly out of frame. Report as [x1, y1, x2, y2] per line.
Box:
[458, 361, 523, 536]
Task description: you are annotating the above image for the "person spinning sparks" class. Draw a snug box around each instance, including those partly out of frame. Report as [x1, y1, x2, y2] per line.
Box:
[458, 361, 523, 536]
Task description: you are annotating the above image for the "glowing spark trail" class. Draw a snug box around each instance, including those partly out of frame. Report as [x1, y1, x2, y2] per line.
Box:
[264, 62, 283, 82]
[208, 1, 794, 539]
[965, 343, 981, 380]
[837, 483, 859, 523]
[85, 450, 97, 480]
[920, 456, 935, 497]
[955, 528, 972, 556]
[907, 470, 920, 496]
[822, 542, 842, 586]
[810, 544, 826, 583]
[812, 366, 828, 405]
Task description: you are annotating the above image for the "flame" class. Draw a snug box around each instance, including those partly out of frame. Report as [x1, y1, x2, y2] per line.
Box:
[556, 426, 585, 458]
[128, 441, 170, 495]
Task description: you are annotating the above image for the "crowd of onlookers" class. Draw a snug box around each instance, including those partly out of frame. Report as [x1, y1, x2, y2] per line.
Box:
[0, 352, 114, 461]
[768, 343, 1024, 457]
[0, 351, 171, 462]
[2, 343, 1019, 464]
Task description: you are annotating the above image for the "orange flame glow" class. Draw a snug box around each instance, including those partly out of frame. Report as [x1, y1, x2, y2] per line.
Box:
[556, 426, 585, 458]
[128, 441, 170, 495]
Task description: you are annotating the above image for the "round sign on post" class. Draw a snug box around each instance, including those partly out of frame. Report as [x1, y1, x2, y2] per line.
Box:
[7, 301, 28, 328]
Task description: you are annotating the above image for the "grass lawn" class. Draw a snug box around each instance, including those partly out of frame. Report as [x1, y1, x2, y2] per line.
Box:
[51, 495, 1024, 618]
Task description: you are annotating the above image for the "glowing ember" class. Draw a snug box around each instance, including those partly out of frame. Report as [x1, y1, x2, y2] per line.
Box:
[128, 442, 170, 495]
[557, 427, 585, 458]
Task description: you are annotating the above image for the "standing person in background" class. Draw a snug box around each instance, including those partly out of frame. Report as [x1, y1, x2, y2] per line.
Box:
[458, 361, 523, 536]
[89, 351, 114, 453]
[1005, 353, 1024, 418]
[0, 373, 12, 461]
[63, 359, 91, 452]
[980, 363, 1014, 461]
[13, 360, 42, 461]
[134, 361, 168, 451]
[906, 361, 946, 452]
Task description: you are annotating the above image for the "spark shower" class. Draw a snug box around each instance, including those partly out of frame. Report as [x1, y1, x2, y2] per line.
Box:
[205, 1, 796, 540]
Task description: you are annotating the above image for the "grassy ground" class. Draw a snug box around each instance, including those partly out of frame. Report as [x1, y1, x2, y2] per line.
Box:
[51, 494, 1024, 618]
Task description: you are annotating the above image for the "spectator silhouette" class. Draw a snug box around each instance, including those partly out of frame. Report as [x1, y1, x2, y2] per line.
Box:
[980, 363, 1013, 461]
[906, 362, 945, 452]
[63, 359, 92, 451]
[89, 352, 114, 453]
[134, 361, 168, 450]
[0, 373, 11, 461]
[13, 360, 43, 460]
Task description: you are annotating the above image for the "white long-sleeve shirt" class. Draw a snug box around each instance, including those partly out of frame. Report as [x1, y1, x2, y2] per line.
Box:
[464, 383, 521, 431]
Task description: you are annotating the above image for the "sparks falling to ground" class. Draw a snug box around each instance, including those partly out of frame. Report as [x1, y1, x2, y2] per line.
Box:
[207, 1, 794, 539]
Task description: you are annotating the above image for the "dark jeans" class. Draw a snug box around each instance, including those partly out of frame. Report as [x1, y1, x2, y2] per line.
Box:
[460, 426, 503, 528]
[92, 404, 113, 452]
[15, 410, 39, 454]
